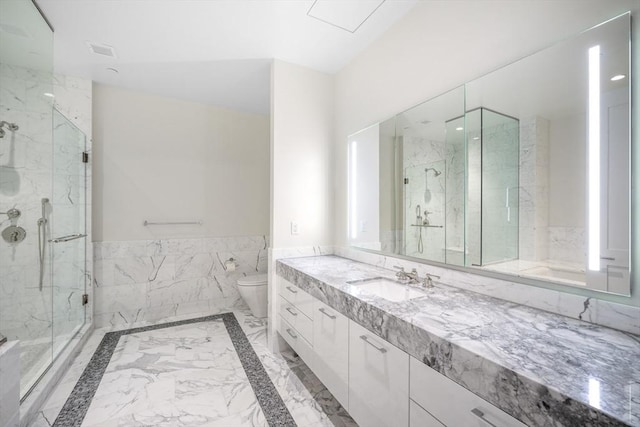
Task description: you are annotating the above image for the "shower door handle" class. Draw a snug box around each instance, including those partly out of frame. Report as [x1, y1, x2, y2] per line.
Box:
[49, 233, 87, 243]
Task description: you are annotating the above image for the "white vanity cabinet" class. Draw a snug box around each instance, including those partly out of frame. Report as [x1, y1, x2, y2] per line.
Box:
[409, 357, 526, 427]
[410, 400, 445, 427]
[276, 273, 524, 427]
[313, 300, 349, 408]
[277, 276, 315, 369]
[348, 320, 409, 427]
[278, 314, 314, 368]
[277, 276, 314, 318]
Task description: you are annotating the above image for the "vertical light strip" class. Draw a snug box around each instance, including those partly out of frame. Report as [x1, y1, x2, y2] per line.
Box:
[588, 45, 601, 271]
[349, 140, 358, 239]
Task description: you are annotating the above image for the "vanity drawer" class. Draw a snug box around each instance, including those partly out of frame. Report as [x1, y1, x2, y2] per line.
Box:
[410, 357, 525, 427]
[410, 399, 445, 427]
[278, 315, 314, 369]
[349, 320, 409, 427]
[279, 296, 313, 343]
[277, 276, 314, 318]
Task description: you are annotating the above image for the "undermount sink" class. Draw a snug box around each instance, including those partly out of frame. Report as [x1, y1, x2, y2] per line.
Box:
[347, 277, 426, 302]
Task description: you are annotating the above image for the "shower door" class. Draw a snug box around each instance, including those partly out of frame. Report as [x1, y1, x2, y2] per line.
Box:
[0, 0, 87, 400]
[51, 109, 87, 361]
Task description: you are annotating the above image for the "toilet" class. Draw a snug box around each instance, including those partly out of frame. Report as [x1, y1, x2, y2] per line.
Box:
[237, 273, 268, 318]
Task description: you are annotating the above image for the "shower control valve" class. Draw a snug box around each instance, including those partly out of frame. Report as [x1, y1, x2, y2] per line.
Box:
[0, 208, 21, 220]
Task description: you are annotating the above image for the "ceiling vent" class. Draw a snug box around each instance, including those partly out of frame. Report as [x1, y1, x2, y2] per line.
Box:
[87, 42, 117, 58]
[307, 0, 385, 33]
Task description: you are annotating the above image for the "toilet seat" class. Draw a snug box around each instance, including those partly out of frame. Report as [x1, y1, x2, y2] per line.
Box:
[237, 273, 268, 286]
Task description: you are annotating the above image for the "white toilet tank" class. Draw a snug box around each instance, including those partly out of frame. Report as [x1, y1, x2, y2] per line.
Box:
[237, 273, 268, 318]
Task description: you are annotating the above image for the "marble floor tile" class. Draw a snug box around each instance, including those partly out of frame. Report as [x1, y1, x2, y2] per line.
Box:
[27, 308, 355, 427]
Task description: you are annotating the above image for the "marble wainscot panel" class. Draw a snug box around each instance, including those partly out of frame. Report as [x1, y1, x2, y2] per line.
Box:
[93, 236, 269, 328]
[334, 246, 640, 336]
[277, 256, 640, 427]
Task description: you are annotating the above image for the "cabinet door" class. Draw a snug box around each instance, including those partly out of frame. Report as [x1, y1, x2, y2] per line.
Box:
[313, 300, 349, 408]
[349, 320, 409, 427]
[410, 400, 445, 427]
[409, 357, 526, 427]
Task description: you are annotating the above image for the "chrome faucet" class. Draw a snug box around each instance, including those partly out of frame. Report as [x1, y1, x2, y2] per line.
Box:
[394, 266, 420, 284]
[423, 273, 441, 288]
[395, 266, 440, 288]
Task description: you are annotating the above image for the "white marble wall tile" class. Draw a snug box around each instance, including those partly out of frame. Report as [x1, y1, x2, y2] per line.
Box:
[94, 283, 148, 316]
[113, 255, 175, 285]
[93, 236, 269, 328]
[549, 226, 585, 264]
[175, 253, 216, 279]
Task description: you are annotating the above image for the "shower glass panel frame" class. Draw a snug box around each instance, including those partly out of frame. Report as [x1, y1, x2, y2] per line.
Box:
[50, 109, 87, 370]
[465, 108, 520, 268]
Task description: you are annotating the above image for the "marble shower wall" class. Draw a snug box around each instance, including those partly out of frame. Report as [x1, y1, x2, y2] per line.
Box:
[1, 68, 92, 345]
[0, 64, 55, 343]
[548, 226, 585, 264]
[93, 236, 269, 328]
[402, 134, 446, 262]
[519, 116, 550, 262]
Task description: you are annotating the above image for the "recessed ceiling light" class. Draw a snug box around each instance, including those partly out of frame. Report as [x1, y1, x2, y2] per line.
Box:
[456, 127, 464, 131]
[43, 92, 55, 98]
[87, 41, 117, 58]
[610, 74, 626, 81]
[472, 136, 480, 140]
[106, 67, 119, 74]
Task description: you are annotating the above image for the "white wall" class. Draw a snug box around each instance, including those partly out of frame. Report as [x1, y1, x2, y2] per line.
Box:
[92, 84, 269, 242]
[270, 60, 334, 249]
[268, 59, 334, 347]
[333, 0, 640, 305]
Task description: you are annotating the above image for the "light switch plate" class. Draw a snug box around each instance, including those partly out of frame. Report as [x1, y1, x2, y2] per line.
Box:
[291, 221, 299, 235]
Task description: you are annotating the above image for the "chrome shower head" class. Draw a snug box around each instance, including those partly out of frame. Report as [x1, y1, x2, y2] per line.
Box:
[425, 167, 441, 177]
[0, 121, 19, 138]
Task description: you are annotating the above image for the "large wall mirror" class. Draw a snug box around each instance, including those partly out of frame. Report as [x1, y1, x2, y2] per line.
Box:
[348, 13, 631, 295]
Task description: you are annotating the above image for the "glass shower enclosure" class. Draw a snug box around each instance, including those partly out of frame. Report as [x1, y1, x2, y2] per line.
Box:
[465, 108, 520, 267]
[0, 0, 88, 400]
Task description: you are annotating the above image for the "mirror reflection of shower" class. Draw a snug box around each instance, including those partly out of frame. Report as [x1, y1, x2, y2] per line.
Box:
[424, 167, 441, 203]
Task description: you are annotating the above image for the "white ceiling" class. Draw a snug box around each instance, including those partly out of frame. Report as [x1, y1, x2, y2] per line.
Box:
[35, 0, 417, 114]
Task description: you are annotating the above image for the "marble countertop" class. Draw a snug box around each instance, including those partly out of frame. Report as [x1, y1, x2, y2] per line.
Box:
[276, 255, 640, 427]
